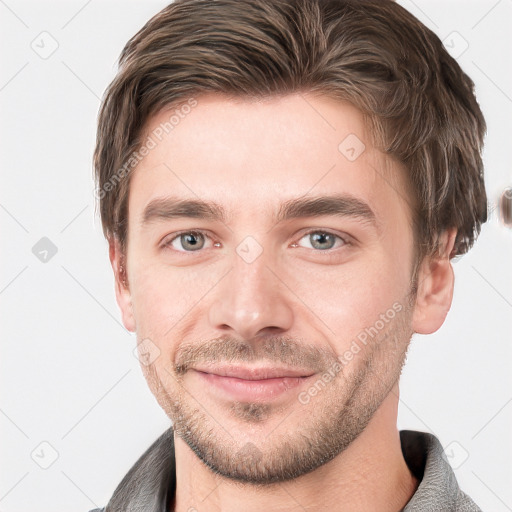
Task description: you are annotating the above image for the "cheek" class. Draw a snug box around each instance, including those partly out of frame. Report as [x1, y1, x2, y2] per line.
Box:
[288, 254, 408, 342]
[129, 261, 223, 337]
[129, 263, 181, 335]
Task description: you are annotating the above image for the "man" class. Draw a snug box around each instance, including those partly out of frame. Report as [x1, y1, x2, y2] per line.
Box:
[91, 0, 487, 510]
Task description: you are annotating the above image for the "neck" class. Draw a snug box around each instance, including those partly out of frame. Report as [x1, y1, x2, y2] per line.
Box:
[172, 385, 418, 512]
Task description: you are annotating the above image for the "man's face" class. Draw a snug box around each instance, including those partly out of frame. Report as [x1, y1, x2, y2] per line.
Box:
[119, 93, 418, 483]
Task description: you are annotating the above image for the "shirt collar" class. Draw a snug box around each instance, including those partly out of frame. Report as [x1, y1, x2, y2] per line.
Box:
[103, 428, 478, 511]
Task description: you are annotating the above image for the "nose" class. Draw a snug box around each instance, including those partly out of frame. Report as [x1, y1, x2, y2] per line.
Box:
[208, 242, 294, 341]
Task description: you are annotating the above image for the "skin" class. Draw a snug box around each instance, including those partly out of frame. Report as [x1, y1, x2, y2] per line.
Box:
[109, 92, 457, 511]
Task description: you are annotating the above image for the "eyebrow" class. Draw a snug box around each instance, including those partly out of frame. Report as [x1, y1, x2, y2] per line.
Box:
[141, 194, 378, 229]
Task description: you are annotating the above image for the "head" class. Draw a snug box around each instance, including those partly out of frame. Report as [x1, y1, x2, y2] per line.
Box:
[94, 0, 486, 485]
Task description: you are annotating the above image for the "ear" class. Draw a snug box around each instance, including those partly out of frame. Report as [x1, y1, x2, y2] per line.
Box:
[412, 229, 457, 335]
[109, 237, 136, 332]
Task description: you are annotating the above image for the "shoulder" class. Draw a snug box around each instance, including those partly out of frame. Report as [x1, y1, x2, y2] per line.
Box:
[400, 430, 483, 512]
[90, 426, 176, 512]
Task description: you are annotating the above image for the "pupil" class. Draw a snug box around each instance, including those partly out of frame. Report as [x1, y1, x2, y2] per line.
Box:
[183, 233, 203, 250]
[312, 232, 333, 249]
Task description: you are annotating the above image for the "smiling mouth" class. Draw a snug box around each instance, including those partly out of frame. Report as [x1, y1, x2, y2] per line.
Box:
[191, 365, 315, 401]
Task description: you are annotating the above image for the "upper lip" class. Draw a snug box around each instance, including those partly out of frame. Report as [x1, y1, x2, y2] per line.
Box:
[192, 365, 315, 380]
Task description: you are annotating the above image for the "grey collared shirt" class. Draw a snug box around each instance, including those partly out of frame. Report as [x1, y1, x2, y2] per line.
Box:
[90, 428, 482, 511]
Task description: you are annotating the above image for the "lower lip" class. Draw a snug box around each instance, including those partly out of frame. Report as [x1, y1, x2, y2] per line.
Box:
[193, 370, 311, 401]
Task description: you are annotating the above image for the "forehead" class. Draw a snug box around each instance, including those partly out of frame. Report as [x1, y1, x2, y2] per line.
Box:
[129, 92, 413, 229]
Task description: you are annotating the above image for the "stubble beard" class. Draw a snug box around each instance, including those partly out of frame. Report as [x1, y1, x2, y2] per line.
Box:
[141, 299, 414, 485]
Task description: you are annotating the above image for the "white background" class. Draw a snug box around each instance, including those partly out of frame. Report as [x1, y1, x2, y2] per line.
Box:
[1, 0, 511, 510]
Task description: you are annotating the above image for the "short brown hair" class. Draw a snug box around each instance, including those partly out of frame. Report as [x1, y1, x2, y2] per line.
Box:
[94, 0, 487, 261]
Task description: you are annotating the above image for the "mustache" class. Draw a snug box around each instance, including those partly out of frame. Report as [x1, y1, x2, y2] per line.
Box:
[174, 335, 339, 376]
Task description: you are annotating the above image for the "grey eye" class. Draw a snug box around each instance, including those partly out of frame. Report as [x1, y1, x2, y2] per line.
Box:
[171, 232, 207, 251]
[297, 231, 345, 251]
[309, 232, 336, 250]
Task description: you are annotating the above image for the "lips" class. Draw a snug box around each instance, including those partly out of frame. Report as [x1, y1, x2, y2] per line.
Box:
[190, 365, 315, 401]
[192, 365, 315, 380]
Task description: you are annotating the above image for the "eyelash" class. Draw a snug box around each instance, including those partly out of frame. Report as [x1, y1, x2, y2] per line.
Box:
[161, 229, 351, 254]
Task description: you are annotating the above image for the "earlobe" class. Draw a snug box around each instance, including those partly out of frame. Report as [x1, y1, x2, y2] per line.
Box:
[411, 229, 457, 335]
[109, 237, 136, 332]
